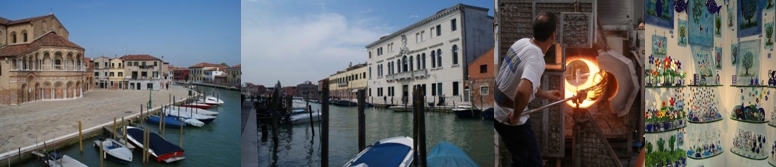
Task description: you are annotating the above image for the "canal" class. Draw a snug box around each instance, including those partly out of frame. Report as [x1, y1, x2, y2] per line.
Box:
[256, 104, 494, 167]
[19, 86, 240, 167]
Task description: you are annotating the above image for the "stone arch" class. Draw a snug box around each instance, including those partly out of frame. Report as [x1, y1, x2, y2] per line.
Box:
[10, 31, 16, 44]
[34, 82, 40, 101]
[54, 81, 63, 99]
[41, 20, 48, 34]
[75, 81, 81, 97]
[66, 81, 74, 98]
[42, 51, 51, 70]
[43, 81, 51, 100]
[54, 51, 63, 70]
[21, 30, 28, 43]
[19, 83, 27, 103]
[66, 52, 74, 70]
[25, 75, 35, 102]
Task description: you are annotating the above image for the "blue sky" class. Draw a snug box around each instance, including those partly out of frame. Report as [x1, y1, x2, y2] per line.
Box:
[0, 0, 241, 68]
[242, 0, 493, 86]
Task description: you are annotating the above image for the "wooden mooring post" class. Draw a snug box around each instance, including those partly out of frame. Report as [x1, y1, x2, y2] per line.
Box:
[78, 121, 83, 152]
[357, 89, 366, 151]
[99, 139, 104, 167]
[321, 79, 330, 167]
[412, 86, 427, 167]
[307, 95, 315, 136]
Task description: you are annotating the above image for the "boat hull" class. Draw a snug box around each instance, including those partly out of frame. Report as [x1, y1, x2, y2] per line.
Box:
[389, 106, 412, 112]
[343, 136, 414, 167]
[481, 108, 495, 120]
[125, 126, 185, 163]
[92, 139, 133, 164]
[146, 115, 186, 128]
[290, 112, 320, 124]
[179, 103, 212, 109]
[453, 109, 482, 119]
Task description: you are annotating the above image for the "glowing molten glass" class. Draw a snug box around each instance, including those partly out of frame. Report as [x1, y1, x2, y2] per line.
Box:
[564, 58, 602, 108]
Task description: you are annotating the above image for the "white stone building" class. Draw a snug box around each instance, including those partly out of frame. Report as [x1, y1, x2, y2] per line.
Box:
[366, 3, 494, 106]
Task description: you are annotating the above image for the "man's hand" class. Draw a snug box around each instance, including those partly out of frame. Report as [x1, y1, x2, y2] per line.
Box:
[540, 89, 563, 101]
[506, 110, 520, 125]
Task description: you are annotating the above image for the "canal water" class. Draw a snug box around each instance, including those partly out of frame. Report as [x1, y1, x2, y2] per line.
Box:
[256, 104, 494, 167]
[19, 86, 240, 167]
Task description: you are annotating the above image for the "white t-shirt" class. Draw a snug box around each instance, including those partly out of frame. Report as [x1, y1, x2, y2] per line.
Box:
[494, 38, 546, 125]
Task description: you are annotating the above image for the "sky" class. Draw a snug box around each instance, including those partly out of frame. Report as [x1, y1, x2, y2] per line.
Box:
[0, 0, 241, 68]
[242, 0, 493, 86]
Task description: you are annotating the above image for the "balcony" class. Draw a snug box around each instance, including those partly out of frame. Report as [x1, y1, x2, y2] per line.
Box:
[413, 69, 428, 78]
[338, 82, 348, 87]
[386, 74, 395, 81]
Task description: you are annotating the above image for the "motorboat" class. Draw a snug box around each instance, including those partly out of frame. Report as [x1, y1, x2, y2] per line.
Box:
[292, 97, 307, 110]
[426, 141, 478, 167]
[168, 106, 219, 116]
[164, 109, 217, 124]
[289, 111, 321, 124]
[452, 105, 482, 119]
[146, 115, 187, 128]
[42, 152, 88, 167]
[481, 108, 495, 120]
[179, 102, 212, 109]
[93, 136, 133, 164]
[200, 96, 224, 105]
[388, 105, 412, 112]
[125, 126, 185, 163]
[342, 136, 414, 167]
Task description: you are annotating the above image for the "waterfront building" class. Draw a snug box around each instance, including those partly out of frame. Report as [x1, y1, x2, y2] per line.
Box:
[120, 54, 165, 90]
[295, 80, 318, 99]
[281, 86, 296, 96]
[108, 58, 124, 89]
[85, 57, 94, 91]
[93, 56, 110, 89]
[188, 62, 225, 83]
[203, 68, 224, 84]
[172, 67, 189, 83]
[0, 14, 91, 104]
[328, 62, 367, 100]
[366, 3, 493, 106]
[466, 47, 494, 109]
[226, 64, 241, 87]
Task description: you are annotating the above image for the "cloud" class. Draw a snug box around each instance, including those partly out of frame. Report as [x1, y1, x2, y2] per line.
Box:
[242, 5, 387, 86]
[409, 15, 419, 18]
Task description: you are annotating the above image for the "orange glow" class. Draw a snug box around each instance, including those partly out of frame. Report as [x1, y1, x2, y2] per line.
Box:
[564, 58, 602, 108]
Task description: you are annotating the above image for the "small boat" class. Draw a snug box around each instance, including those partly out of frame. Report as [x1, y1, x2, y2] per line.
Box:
[168, 107, 219, 116]
[481, 108, 494, 120]
[389, 105, 412, 112]
[125, 126, 185, 163]
[202, 96, 224, 105]
[290, 108, 308, 115]
[343, 136, 414, 167]
[93, 136, 133, 164]
[179, 103, 212, 109]
[452, 105, 482, 119]
[147, 115, 187, 128]
[164, 109, 217, 124]
[41, 152, 88, 167]
[290, 112, 321, 124]
[426, 141, 478, 167]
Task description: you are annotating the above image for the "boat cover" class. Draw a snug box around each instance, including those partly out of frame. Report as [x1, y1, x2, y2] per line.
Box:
[427, 141, 479, 167]
[350, 143, 411, 167]
[127, 128, 184, 156]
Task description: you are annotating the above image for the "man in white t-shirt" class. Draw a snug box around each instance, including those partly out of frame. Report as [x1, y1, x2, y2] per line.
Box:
[494, 12, 564, 167]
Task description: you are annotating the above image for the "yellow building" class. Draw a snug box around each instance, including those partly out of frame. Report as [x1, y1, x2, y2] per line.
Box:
[328, 62, 367, 100]
[0, 14, 90, 105]
[108, 58, 124, 89]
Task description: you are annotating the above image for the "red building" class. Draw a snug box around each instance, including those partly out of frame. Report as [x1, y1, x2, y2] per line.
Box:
[281, 86, 297, 96]
[467, 47, 494, 109]
[172, 67, 189, 83]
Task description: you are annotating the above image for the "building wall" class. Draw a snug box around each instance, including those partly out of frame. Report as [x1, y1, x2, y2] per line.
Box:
[468, 48, 494, 109]
[108, 58, 124, 90]
[31, 17, 68, 39]
[366, 4, 492, 105]
[328, 64, 367, 99]
[5, 24, 33, 44]
[126, 80, 161, 90]
[0, 25, 7, 46]
[93, 57, 110, 89]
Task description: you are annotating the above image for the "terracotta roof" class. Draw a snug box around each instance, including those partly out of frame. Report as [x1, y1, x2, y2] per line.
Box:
[4, 15, 51, 25]
[230, 64, 241, 68]
[189, 62, 226, 68]
[119, 54, 161, 61]
[0, 31, 83, 57]
[0, 17, 10, 24]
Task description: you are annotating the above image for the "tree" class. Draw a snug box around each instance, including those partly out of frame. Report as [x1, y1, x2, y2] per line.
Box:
[716, 16, 722, 35]
[692, 0, 704, 23]
[646, 141, 654, 153]
[743, 51, 754, 75]
[742, 0, 757, 26]
[657, 138, 666, 152]
[220, 62, 229, 68]
[669, 135, 677, 152]
[680, 25, 687, 42]
[767, 25, 774, 45]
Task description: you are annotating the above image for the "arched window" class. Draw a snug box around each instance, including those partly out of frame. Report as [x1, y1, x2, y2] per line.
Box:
[431, 50, 436, 68]
[437, 49, 442, 67]
[409, 56, 414, 71]
[421, 53, 426, 69]
[396, 59, 400, 73]
[22, 30, 28, 42]
[368, 67, 371, 79]
[11, 31, 17, 43]
[416, 55, 420, 69]
[402, 55, 407, 72]
[452, 45, 459, 64]
[55, 59, 61, 70]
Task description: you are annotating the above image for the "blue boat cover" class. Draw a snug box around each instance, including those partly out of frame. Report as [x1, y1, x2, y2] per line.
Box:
[350, 143, 411, 167]
[147, 115, 185, 127]
[127, 128, 184, 156]
[427, 141, 479, 167]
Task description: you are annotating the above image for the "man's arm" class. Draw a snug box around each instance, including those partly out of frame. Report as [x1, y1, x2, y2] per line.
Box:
[510, 79, 534, 120]
[535, 89, 563, 101]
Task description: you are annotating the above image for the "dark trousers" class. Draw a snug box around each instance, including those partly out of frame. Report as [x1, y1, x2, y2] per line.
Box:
[495, 119, 543, 167]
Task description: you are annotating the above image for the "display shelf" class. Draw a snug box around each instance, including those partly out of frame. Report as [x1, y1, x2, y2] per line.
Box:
[770, 161, 775, 167]
[729, 117, 769, 124]
[687, 84, 725, 87]
[687, 117, 723, 124]
[768, 122, 776, 127]
[645, 120, 687, 133]
[730, 85, 771, 87]
[730, 148, 768, 160]
[686, 150, 724, 160]
[646, 85, 687, 88]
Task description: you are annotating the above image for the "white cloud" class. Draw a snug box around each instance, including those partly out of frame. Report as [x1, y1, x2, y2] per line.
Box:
[241, 4, 387, 86]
